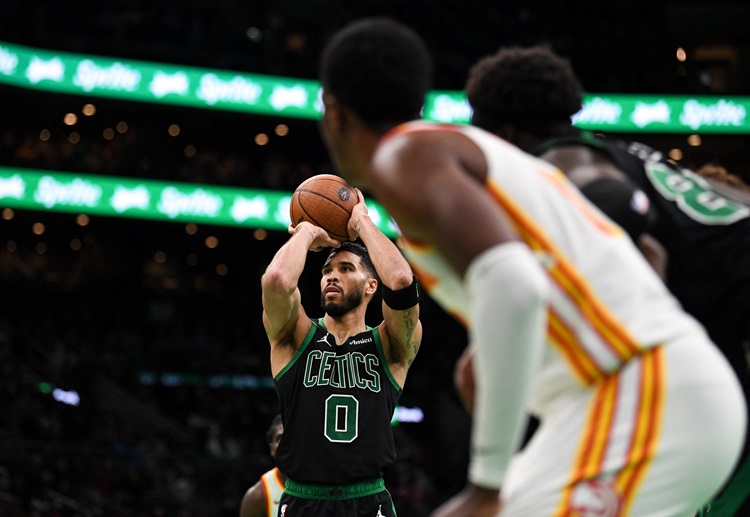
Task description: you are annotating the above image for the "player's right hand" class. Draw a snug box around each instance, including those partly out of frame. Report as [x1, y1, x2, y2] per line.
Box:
[347, 188, 370, 241]
[288, 221, 340, 252]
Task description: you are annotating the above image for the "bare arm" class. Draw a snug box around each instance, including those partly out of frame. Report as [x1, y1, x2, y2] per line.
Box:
[372, 131, 549, 501]
[370, 131, 519, 275]
[261, 222, 340, 375]
[347, 189, 422, 384]
[239, 481, 266, 517]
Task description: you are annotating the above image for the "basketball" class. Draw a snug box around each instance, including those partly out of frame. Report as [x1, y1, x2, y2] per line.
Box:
[290, 174, 358, 243]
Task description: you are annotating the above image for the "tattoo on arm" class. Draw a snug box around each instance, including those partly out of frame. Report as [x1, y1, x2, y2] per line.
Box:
[401, 307, 420, 368]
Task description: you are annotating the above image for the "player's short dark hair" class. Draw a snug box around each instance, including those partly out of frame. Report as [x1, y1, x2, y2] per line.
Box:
[266, 414, 282, 444]
[319, 17, 433, 129]
[465, 45, 583, 138]
[325, 242, 380, 286]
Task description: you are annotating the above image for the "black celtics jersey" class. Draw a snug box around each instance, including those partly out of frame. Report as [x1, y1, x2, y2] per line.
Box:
[538, 132, 750, 351]
[274, 319, 402, 485]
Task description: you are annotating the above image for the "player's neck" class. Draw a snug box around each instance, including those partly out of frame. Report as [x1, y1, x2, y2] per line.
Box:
[323, 309, 368, 343]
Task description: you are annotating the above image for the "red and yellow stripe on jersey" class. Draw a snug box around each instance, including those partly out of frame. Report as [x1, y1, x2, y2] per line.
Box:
[485, 178, 639, 385]
[260, 467, 285, 517]
[552, 347, 665, 516]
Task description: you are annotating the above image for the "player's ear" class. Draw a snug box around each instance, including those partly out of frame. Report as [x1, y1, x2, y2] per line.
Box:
[322, 93, 344, 132]
[365, 278, 378, 296]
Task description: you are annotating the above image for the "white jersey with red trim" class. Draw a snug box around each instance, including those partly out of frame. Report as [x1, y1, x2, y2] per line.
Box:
[260, 467, 285, 517]
[394, 121, 708, 415]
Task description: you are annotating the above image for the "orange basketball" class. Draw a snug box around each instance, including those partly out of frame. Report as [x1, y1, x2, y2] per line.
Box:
[290, 174, 358, 243]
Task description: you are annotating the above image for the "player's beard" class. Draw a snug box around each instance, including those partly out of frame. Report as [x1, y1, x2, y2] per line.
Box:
[321, 287, 363, 318]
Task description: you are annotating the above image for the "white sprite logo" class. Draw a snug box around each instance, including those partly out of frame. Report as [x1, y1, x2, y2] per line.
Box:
[34, 176, 102, 208]
[149, 71, 190, 98]
[572, 97, 622, 126]
[269, 84, 308, 110]
[0, 46, 18, 75]
[275, 197, 293, 225]
[0, 175, 25, 199]
[196, 73, 262, 106]
[73, 60, 141, 92]
[25, 56, 65, 84]
[157, 187, 222, 219]
[679, 99, 746, 130]
[631, 100, 671, 128]
[428, 94, 472, 123]
[230, 196, 269, 223]
[111, 185, 150, 213]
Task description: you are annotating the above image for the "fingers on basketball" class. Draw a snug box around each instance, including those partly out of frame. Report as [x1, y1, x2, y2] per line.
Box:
[290, 174, 357, 243]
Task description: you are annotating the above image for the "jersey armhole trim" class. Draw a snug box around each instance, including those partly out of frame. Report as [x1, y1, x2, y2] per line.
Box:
[273, 320, 318, 381]
[373, 327, 403, 391]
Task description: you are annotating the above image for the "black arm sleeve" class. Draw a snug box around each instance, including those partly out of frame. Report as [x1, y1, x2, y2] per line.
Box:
[580, 177, 656, 242]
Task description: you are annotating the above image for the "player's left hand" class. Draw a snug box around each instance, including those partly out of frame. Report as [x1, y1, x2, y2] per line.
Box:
[347, 188, 369, 241]
[430, 484, 501, 517]
[288, 222, 340, 252]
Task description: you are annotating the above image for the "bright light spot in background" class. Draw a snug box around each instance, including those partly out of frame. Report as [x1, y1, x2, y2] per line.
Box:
[669, 148, 683, 161]
[64, 113, 78, 125]
[32, 222, 45, 235]
[168, 124, 181, 137]
[676, 47, 687, 62]
[116, 121, 129, 134]
[204, 236, 219, 249]
[2, 208, 14, 220]
[255, 133, 269, 146]
[391, 405, 424, 425]
[103, 128, 115, 140]
[246, 27, 262, 42]
[53, 388, 81, 406]
[185, 223, 198, 235]
[76, 214, 90, 226]
[687, 134, 702, 147]
[82, 103, 96, 116]
[39, 129, 50, 141]
[254, 228, 267, 240]
[216, 263, 228, 276]
[275, 124, 289, 136]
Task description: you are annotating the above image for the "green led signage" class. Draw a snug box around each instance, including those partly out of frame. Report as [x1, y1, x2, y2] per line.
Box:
[2, 41, 750, 133]
[0, 166, 399, 237]
[0, 41, 323, 118]
[424, 91, 750, 134]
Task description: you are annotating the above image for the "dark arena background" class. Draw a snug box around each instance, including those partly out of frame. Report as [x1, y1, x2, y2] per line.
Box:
[1, 2, 749, 515]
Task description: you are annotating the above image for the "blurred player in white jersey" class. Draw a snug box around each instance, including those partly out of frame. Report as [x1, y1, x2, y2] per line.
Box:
[317, 17, 747, 516]
[240, 415, 285, 517]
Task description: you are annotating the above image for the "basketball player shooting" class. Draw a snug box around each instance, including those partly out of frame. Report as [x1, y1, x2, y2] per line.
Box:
[261, 186, 423, 516]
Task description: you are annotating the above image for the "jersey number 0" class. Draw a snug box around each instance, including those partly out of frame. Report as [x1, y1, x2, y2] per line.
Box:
[324, 394, 359, 443]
